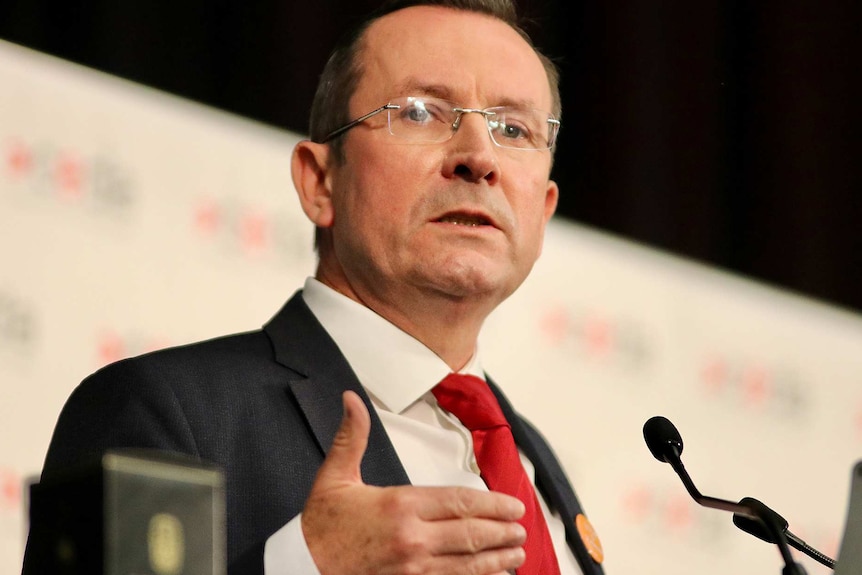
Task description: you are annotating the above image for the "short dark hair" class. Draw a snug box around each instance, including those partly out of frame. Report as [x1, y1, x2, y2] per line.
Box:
[308, 0, 562, 162]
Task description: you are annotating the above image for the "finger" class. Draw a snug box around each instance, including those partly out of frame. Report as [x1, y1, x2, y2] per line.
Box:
[316, 390, 372, 485]
[430, 516, 527, 555]
[413, 485, 526, 521]
[431, 545, 526, 575]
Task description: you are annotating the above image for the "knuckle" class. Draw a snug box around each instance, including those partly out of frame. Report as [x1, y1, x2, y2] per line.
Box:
[453, 486, 480, 515]
[380, 487, 415, 517]
[390, 522, 424, 553]
[463, 520, 485, 553]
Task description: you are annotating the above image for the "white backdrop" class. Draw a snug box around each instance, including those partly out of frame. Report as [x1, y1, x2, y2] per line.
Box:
[1, 39, 860, 575]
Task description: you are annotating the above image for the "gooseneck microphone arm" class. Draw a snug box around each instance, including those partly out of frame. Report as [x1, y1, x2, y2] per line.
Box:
[642, 416, 809, 575]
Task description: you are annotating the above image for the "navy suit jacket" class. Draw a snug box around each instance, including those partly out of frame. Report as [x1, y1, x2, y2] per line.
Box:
[27, 290, 604, 575]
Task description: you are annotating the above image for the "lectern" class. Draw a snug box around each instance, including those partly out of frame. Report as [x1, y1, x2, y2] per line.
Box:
[835, 460, 862, 575]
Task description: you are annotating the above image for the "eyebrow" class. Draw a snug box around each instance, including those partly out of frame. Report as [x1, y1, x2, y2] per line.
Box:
[392, 79, 540, 110]
[392, 80, 452, 100]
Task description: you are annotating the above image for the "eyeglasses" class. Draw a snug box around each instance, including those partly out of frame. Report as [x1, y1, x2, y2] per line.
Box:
[320, 95, 560, 151]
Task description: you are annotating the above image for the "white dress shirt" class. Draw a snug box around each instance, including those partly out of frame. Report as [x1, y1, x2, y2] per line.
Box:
[263, 277, 581, 575]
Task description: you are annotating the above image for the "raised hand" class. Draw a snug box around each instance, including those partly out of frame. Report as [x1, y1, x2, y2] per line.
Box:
[301, 390, 527, 575]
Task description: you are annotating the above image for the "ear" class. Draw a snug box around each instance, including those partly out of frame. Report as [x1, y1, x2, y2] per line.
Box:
[536, 179, 559, 257]
[543, 179, 559, 224]
[291, 140, 335, 228]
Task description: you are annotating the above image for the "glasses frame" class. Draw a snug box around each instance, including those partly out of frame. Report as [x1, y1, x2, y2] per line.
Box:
[320, 98, 560, 150]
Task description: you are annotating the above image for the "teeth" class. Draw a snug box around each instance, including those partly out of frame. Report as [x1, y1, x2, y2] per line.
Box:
[439, 215, 487, 226]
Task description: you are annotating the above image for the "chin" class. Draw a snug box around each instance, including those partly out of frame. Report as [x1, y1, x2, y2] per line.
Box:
[428, 270, 519, 303]
[414, 251, 529, 299]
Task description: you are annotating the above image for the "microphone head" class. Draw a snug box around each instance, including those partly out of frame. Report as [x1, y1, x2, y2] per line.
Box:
[643, 416, 684, 463]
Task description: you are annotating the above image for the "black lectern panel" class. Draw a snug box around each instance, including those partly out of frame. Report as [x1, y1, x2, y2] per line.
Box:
[24, 449, 225, 575]
[835, 460, 862, 575]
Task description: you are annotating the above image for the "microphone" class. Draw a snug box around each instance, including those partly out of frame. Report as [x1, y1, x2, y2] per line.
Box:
[644, 417, 835, 567]
[642, 415, 756, 517]
[642, 416, 809, 575]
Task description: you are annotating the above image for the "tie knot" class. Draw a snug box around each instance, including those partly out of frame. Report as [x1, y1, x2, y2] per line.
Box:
[432, 373, 508, 431]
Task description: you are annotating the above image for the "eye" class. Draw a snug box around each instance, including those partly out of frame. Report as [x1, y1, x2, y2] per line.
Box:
[403, 103, 432, 124]
[502, 122, 528, 140]
[491, 116, 533, 142]
[401, 98, 455, 125]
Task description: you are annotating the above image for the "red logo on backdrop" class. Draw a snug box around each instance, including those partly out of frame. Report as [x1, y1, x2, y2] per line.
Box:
[701, 357, 728, 393]
[239, 211, 269, 255]
[55, 151, 85, 201]
[584, 315, 613, 358]
[5, 139, 33, 177]
[663, 493, 693, 531]
[538, 303, 649, 369]
[0, 468, 22, 512]
[194, 198, 221, 236]
[3, 137, 134, 213]
[621, 483, 721, 540]
[621, 484, 652, 523]
[538, 304, 569, 345]
[699, 354, 807, 418]
[192, 196, 312, 264]
[742, 364, 769, 407]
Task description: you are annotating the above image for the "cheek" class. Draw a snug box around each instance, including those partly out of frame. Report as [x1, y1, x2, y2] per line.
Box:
[334, 179, 410, 259]
[511, 179, 554, 234]
[341, 149, 434, 231]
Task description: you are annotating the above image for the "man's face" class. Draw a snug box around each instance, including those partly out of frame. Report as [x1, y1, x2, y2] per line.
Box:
[320, 6, 558, 313]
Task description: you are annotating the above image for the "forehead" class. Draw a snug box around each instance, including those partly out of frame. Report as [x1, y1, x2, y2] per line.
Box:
[356, 5, 552, 111]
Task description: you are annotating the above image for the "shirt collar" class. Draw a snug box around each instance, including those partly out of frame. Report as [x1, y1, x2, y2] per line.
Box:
[301, 277, 484, 414]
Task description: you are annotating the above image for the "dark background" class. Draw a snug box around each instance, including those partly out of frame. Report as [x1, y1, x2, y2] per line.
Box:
[2, 1, 860, 314]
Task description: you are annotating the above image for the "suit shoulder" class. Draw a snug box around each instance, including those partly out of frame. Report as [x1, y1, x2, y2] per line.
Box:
[79, 328, 279, 393]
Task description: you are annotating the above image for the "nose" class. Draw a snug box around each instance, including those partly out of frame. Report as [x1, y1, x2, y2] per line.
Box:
[443, 111, 500, 185]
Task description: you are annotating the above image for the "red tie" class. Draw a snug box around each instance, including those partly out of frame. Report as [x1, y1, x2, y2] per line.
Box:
[432, 373, 561, 575]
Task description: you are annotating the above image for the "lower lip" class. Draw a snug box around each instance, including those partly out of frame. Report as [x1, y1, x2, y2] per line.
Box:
[433, 221, 497, 231]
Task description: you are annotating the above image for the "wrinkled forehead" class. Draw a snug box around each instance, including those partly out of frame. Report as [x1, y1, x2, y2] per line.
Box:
[355, 5, 553, 113]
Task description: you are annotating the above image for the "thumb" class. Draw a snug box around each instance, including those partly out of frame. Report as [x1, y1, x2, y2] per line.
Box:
[317, 390, 371, 486]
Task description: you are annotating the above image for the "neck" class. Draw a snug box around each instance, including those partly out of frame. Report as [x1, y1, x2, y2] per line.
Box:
[315, 270, 497, 371]
[378, 294, 493, 371]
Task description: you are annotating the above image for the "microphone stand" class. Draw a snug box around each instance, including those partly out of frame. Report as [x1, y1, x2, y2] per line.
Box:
[745, 498, 809, 575]
[734, 498, 836, 569]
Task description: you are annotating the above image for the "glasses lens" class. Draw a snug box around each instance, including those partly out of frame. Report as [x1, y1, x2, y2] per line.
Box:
[486, 108, 556, 150]
[385, 97, 559, 150]
[388, 97, 455, 143]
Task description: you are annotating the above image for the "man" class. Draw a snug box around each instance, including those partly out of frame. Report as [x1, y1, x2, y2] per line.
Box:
[25, 1, 605, 574]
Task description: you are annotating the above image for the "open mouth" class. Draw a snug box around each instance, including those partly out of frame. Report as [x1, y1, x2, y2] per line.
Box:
[436, 213, 493, 227]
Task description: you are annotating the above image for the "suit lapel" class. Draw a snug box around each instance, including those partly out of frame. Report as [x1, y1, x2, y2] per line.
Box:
[487, 378, 605, 575]
[263, 291, 410, 487]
